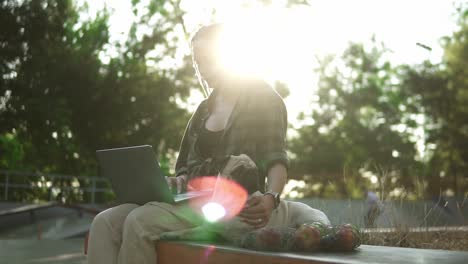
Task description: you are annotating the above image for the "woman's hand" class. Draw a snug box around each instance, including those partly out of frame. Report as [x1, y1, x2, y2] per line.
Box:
[238, 194, 276, 229]
[165, 175, 187, 194]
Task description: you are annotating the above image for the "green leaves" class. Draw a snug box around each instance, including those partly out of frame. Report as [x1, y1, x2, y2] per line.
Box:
[0, 0, 195, 202]
[290, 40, 420, 198]
[289, 5, 468, 199]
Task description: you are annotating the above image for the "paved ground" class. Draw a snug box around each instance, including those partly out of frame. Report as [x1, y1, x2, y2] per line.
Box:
[0, 239, 87, 264]
[2, 238, 468, 264]
[163, 241, 468, 264]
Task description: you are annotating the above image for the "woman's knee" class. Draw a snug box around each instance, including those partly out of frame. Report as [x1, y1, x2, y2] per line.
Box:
[97, 203, 138, 223]
[122, 203, 193, 241]
[91, 203, 139, 237]
[90, 211, 108, 234]
[89, 211, 115, 244]
[122, 205, 169, 241]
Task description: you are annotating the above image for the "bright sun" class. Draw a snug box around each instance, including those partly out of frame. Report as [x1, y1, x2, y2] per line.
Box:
[213, 6, 318, 86]
[96, 0, 455, 125]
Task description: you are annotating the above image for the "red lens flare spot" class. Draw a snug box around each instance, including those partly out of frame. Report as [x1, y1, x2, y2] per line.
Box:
[188, 176, 248, 221]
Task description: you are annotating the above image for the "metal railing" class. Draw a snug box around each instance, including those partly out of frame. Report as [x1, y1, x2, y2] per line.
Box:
[0, 170, 112, 204]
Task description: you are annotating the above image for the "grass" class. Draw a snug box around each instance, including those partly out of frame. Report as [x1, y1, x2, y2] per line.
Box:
[350, 166, 468, 251]
[362, 227, 468, 251]
[287, 168, 468, 252]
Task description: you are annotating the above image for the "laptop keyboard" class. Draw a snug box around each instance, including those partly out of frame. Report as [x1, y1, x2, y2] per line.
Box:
[174, 190, 212, 201]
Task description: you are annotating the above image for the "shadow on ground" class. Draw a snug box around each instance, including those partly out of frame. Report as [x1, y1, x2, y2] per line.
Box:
[0, 239, 86, 264]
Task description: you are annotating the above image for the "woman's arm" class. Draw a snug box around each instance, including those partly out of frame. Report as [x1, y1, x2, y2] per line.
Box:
[168, 121, 192, 194]
[174, 120, 192, 178]
[239, 164, 288, 229]
[174, 100, 207, 177]
[172, 101, 207, 193]
[266, 162, 287, 194]
[257, 94, 289, 179]
[240, 94, 289, 227]
[168, 120, 192, 193]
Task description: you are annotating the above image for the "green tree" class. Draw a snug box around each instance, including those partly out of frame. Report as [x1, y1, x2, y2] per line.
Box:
[0, 0, 195, 202]
[289, 40, 420, 199]
[399, 4, 468, 198]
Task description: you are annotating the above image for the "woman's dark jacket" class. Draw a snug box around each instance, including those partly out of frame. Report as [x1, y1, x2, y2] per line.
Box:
[174, 80, 289, 192]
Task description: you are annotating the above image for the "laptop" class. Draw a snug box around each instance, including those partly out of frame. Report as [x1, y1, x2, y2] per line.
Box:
[96, 145, 212, 205]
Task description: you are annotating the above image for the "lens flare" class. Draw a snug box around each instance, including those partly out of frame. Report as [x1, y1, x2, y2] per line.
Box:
[202, 202, 226, 222]
[200, 245, 216, 264]
[188, 176, 248, 221]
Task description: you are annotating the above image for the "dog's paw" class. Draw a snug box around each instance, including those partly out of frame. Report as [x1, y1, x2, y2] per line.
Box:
[159, 231, 182, 241]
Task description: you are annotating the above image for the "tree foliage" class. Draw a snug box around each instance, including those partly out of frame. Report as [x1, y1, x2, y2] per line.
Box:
[289, 40, 419, 199]
[289, 5, 468, 199]
[398, 5, 468, 198]
[0, 0, 196, 202]
[0, 0, 466, 202]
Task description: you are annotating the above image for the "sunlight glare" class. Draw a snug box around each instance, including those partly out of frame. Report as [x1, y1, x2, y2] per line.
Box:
[202, 202, 226, 222]
[214, 6, 316, 84]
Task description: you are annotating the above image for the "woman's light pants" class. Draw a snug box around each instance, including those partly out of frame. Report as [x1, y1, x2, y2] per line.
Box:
[86, 194, 329, 264]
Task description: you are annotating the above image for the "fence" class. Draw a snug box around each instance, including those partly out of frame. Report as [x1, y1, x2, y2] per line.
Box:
[0, 170, 112, 204]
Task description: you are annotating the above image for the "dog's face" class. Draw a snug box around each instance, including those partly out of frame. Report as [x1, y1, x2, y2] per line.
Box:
[188, 154, 262, 194]
[220, 154, 261, 194]
[226, 163, 260, 194]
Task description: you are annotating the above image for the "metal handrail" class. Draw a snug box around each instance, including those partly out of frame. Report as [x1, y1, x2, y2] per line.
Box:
[0, 170, 112, 204]
[0, 170, 108, 181]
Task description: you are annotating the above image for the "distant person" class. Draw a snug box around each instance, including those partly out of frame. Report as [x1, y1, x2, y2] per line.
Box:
[433, 196, 453, 216]
[364, 191, 383, 228]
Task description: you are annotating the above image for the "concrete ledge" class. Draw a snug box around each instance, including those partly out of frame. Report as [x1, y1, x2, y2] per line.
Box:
[0, 202, 58, 217]
[156, 241, 468, 264]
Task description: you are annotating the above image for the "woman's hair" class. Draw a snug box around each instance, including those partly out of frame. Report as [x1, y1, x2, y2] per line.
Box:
[190, 23, 225, 98]
[190, 23, 225, 48]
[190, 23, 261, 108]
